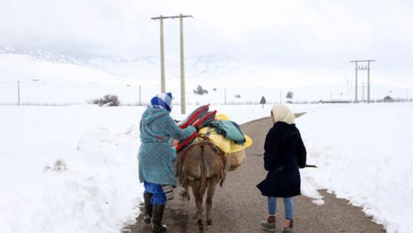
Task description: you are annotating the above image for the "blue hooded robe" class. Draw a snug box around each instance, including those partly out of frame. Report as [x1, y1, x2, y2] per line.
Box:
[138, 107, 195, 187]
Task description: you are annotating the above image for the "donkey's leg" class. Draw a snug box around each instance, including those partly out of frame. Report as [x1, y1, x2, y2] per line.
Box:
[179, 165, 192, 201]
[206, 177, 218, 225]
[179, 178, 191, 201]
[191, 179, 205, 233]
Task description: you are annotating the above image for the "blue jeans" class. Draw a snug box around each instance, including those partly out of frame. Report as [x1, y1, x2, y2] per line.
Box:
[267, 196, 293, 220]
[144, 181, 167, 205]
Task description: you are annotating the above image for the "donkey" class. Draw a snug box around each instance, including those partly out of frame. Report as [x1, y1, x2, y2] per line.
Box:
[175, 137, 228, 233]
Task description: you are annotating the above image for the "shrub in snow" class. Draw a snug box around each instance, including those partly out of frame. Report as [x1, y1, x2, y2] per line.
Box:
[91, 94, 120, 107]
[383, 95, 394, 102]
[260, 96, 266, 108]
[193, 85, 208, 95]
[44, 159, 68, 172]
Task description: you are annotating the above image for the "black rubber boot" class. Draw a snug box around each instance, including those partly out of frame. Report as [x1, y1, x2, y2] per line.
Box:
[152, 205, 167, 233]
[143, 193, 153, 224]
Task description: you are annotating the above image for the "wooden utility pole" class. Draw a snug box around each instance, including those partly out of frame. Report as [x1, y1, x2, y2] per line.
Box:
[350, 60, 375, 103]
[151, 15, 173, 93]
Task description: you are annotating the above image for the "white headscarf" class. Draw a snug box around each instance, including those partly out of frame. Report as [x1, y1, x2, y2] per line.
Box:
[271, 104, 295, 124]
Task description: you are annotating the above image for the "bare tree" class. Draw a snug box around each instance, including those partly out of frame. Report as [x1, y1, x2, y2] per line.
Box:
[259, 96, 266, 108]
[286, 91, 294, 103]
[193, 85, 208, 95]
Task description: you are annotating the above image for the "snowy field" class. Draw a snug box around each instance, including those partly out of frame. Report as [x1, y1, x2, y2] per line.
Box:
[0, 102, 412, 233]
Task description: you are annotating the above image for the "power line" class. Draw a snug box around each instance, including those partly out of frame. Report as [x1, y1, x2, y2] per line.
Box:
[90, 0, 309, 68]
[143, 1, 293, 65]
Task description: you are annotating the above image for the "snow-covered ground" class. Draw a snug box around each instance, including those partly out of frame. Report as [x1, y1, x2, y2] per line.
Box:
[2, 1, 413, 232]
[0, 102, 412, 233]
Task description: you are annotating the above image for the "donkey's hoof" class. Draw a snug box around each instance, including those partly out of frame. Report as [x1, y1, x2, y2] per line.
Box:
[197, 219, 203, 225]
[179, 191, 190, 201]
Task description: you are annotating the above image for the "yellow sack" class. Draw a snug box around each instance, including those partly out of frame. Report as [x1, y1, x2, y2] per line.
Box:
[215, 114, 230, 120]
[197, 126, 252, 154]
[196, 113, 253, 171]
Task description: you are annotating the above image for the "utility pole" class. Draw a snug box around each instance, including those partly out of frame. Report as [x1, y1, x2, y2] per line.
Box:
[151, 14, 192, 114]
[367, 61, 373, 102]
[171, 14, 192, 114]
[350, 60, 375, 103]
[139, 85, 141, 106]
[352, 61, 358, 102]
[151, 15, 173, 93]
[362, 82, 365, 102]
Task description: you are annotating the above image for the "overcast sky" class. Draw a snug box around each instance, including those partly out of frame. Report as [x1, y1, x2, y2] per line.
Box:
[1, 0, 413, 88]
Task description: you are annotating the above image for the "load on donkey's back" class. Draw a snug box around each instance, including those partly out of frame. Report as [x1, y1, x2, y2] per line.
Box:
[176, 103, 253, 172]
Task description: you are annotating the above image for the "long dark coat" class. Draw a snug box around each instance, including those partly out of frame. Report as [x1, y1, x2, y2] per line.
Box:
[256, 122, 307, 197]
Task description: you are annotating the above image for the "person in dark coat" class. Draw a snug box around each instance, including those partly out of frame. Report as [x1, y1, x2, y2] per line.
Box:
[138, 92, 196, 233]
[257, 104, 306, 233]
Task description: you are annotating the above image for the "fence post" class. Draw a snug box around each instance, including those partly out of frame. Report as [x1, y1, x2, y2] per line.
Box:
[17, 81, 20, 105]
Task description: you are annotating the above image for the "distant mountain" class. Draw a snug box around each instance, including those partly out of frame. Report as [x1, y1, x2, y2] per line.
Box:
[1, 47, 411, 104]
[0, 47, 85, 65]
[0, 48, 249, 104]
[187, 54, 241, 74]
[0, 47, 244, 80]
[85, 53, 245, 80]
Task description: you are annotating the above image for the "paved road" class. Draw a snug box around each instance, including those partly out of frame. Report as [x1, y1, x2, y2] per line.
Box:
[125, 116, 386, 233]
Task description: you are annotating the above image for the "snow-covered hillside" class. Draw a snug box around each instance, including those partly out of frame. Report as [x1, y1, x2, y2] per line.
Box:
[1, 49, 412, 105]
